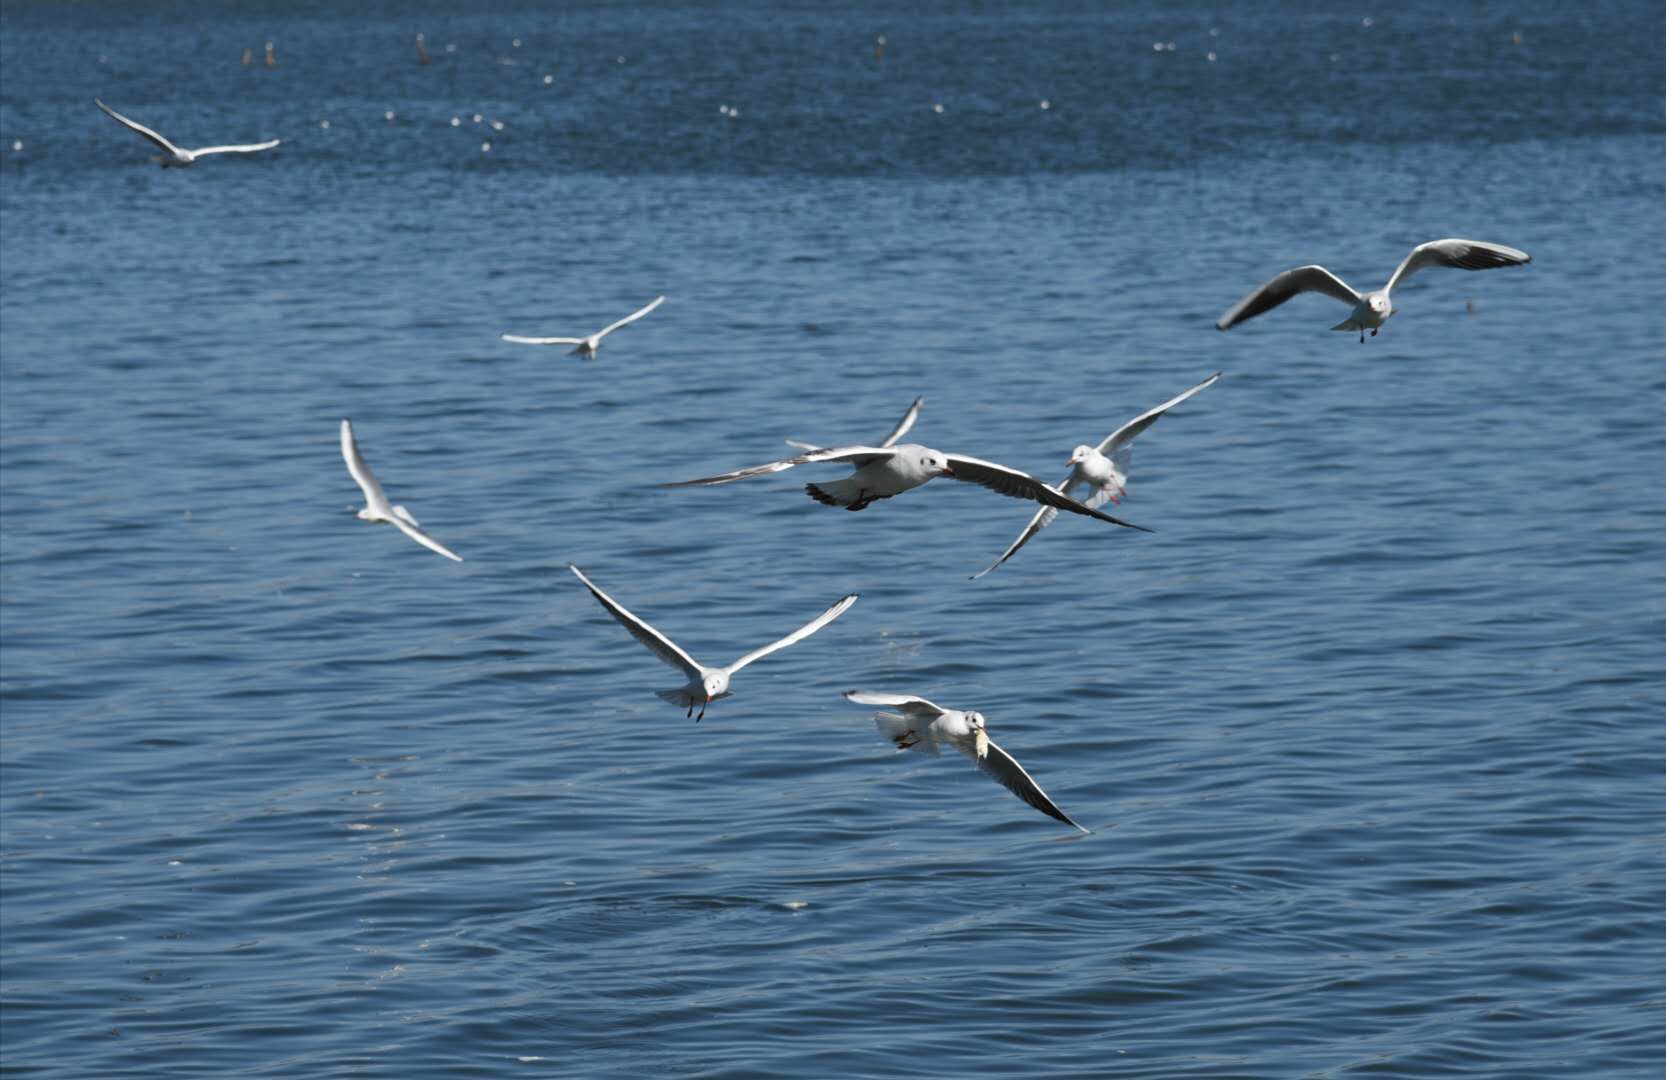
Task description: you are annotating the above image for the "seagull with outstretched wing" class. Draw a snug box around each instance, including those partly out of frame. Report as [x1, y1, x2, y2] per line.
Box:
[974, 373, 1219, 578]
[340, 420, 462, 562]
[1217, 239, 1531, 342]
[844, 690, 1088, 833]
[95, 99, 280, 167]
[661, 442, 1152, 532]
[502, 295, 665, 357]
[570, 565, 857, 720]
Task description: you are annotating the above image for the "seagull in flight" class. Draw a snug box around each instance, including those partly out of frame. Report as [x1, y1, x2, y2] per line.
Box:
[501, 295, 665, 357]
[1216, 238, 1531, 342]
[974, 373, 1219, 578]
[570, 565, 857, 720]
[661, 443, 1152, 531]
[340, 420, 462, 562]
[844, 690, 1088, 833]
[95, 98, 280, 167]
[785, 396, 923, 452]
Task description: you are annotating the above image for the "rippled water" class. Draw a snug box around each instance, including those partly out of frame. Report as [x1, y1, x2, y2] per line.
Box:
[3, 2, 1664, 1077]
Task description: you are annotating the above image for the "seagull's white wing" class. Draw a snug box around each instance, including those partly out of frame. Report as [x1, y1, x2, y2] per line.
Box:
[388, 513, 463, 562]
[971, 736, 1089, 833]
[340, 419, 392, 513]
[189, 139, 281, 156]
[502, 334, 586, 346]
[941, 453, 1152, 531]
[970, 504, 1059, 579]
[659, 445, 897, 488]
[1095, 373, 1221, 457]
[569, 565, 703, 679]
[878, 397, 925, 448]
[843, 690, 948, 720]
[594, 295, 665, 340]
[1216, 265, 1362, 330]
[95, 98, 182, 156]
[1384, 238, 1531, 295]
[726, 593, 858, 673]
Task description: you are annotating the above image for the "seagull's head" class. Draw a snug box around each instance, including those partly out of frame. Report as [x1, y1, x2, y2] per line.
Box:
[966, 711, 989, 759]
[355, 507, 375, 522]
[1067, 444, 1094, 466]
[1368, 295, 1390, 315]
[920, 451, 953, 477]
[702, 672, 728, 702]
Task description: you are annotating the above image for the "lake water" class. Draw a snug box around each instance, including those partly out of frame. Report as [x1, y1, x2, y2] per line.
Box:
[2, 2, 1663, 1077]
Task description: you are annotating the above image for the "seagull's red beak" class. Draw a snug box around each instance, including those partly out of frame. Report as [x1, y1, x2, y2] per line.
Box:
[940, 464, 955, 476]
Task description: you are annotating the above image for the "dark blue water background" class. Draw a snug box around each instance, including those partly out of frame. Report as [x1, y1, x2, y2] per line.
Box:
[3, 2, 1664, 1076]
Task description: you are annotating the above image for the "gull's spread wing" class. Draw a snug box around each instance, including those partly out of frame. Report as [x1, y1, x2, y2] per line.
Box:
[595, 295, 665, 340]
[1217, 265, 1361, 330]
[726, 593, 858, 673]
[660, 446, 897, 488]
[941, 453, 1151, 531]
[340, 419, 391, 512]
[95, 98, 181, 156]
[843, 690, 949, 720]
[1385, 238, 1531, 295]
[973, 736, 1089, 832]
[569, 565, 702, 679]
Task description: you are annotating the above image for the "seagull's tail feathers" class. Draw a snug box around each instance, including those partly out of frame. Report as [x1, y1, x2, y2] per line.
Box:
[875, 714, 939, 755]
[805, 480, 858, 509]
[655, 688, 695, 708]
[1330, 317, 1361, 332]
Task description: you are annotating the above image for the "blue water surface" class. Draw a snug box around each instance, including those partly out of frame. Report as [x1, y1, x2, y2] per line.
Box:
[3, 2, 1664, 1077]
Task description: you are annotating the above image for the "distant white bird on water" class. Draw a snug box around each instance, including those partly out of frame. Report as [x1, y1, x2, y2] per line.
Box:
[569, 566, 857, 720]
[661, 443, 1152, 532]
[1216, 238, 1531, 342]
[340, 420, 462, 562]
[843, 690, 1089, 833]
[785, 396, 923, 452]
[974, 373, 1219, 579]
[95, 98, 280, 167]
[501, 295, 664, 357]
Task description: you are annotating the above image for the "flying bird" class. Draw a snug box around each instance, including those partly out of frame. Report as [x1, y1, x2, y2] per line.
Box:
[661, 443, 1152, 531]
[340, 419, 463, 562]
[570, 565, 857, 720]
[95, 98, 280, 167]
[785, 396, 923, 452]
[1216, 238, 1531, 342]
[844, 690, 1088, 833]
[501, 295, 665, 357]
[974, 373, 1219, 578]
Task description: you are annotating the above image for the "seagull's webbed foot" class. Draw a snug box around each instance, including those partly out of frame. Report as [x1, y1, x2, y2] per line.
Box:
[846, 489, 874, 512]
[685, 701, 694, 719]
[1370, 328, 1378, 337]
[696, 699, 708, 722]
[892, 731, 920, 749]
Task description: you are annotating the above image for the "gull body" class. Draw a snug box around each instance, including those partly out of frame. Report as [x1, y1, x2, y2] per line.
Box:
[95, 99, 280, 167]
[1216, 238, 1531, 342]
[340, 420, 462, 562]
[975, 373, 1219, 578]
[843, 691, 1088, 833]
[662, 442, 1152, 532]
[570, 565, 857, 720]
[501, 295, 664, 357]
[786, 396, 923, 453]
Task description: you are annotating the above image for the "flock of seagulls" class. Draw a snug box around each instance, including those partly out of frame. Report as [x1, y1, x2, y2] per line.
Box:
[90, 94, 1533, 832]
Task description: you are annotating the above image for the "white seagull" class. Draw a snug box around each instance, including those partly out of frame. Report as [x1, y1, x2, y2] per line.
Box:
[785, 396, 923, 452]
[570, 565, 857, 720]
[340, 419, 463, 562]
[973, 373, 1220, 579]
[661, 443, 1152, 531]
[844, 690, 1088, 833]
[1216, 238, 1531, 342]
[95, 98, 280, 167]
[501, 295, 665, 357]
